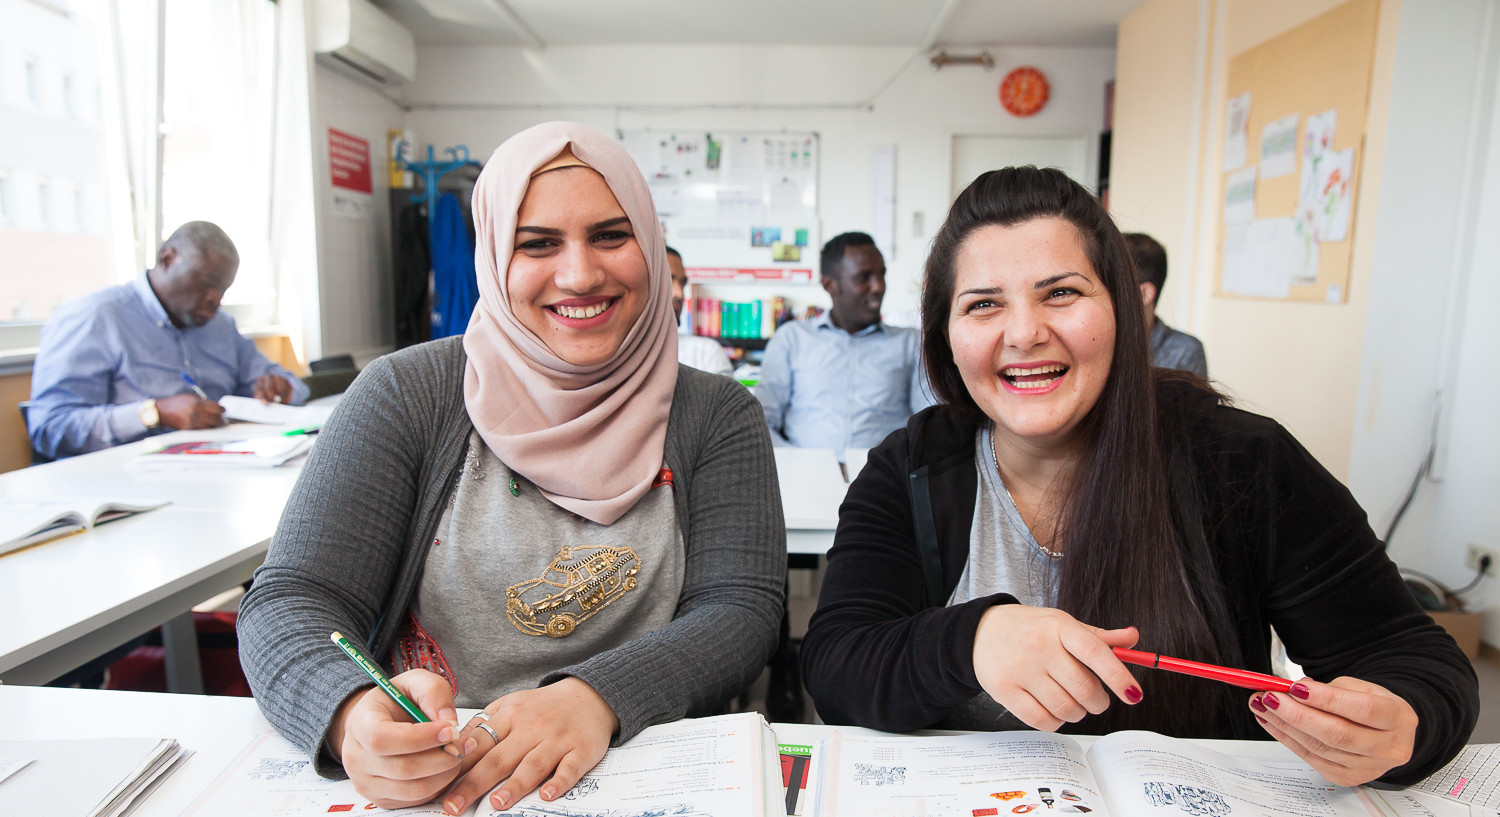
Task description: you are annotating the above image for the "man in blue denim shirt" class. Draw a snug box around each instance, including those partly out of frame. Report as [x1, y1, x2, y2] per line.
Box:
[28, 221, 309, 459]
[754, 232, 934, 454]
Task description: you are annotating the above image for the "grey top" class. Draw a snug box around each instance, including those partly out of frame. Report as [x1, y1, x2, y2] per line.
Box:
[1150, 318, 1208, 377]
[940, 425, 1061, 730]
[238, 337, 786, 778]
[405, 431, 685, 707]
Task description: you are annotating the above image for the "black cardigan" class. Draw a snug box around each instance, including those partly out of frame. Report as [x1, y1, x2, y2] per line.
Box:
[801, 380, 1477, 785]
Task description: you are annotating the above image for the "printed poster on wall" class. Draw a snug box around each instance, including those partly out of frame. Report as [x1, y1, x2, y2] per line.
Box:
[328, 128, 372, 220]
[619, 130, 820, 282]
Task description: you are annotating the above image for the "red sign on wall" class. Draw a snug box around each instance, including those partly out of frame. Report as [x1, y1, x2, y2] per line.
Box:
[328, 128, 372, 194]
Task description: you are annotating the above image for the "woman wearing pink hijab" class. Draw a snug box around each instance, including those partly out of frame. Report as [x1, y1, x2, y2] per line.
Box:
[239, 122, 785, 813]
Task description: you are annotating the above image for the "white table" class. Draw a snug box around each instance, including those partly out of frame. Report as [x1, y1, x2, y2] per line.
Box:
[0, 435, 844, 691]
[774, 448, 848, 556]
[0, 687, 1471, 817]
[0, 426, 303, 690]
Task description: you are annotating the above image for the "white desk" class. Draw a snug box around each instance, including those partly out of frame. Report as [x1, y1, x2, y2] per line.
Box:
[0, 436, 842, 689]
[774, 448, 847, 556]
[0, 687, 1471, 817]
[0, 426, 303, 690]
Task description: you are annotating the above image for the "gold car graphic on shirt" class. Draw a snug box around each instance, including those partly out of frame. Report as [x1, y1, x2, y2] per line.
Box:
[506, 544, 641, 638]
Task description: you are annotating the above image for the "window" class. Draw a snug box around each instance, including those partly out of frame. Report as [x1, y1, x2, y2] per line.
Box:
[0, 173, 11, 226]
[24, 56, 42, 108]
[0, 0, 282, 353]
[160, 0, 279, 313]
[0, 0, 119, 346]
[61, 72, 76, 118]
[35, 178, 51, 230]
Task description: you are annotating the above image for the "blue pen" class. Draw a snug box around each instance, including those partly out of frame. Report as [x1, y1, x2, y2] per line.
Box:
[181, 372, 209, 400]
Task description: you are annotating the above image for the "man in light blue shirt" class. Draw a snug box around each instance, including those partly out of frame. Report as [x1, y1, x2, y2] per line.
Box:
[28, 221, 309, 459]
[754, 232, 935, 453]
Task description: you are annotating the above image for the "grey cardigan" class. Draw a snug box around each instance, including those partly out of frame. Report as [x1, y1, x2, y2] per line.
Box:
[238, 337, 786, 776]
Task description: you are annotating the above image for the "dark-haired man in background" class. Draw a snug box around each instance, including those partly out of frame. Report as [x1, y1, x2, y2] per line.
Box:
[1125, 232, 1208, 377]
[754, 231, 933, 452]
[28, 221, 308, 459]
[667, 246, 734, 376]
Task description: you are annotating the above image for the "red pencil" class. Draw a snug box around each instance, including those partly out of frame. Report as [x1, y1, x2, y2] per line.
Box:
[1112, 647, 1295, 693]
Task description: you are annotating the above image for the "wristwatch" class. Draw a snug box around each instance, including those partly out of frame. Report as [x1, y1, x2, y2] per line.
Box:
[138, 398, 160, 429]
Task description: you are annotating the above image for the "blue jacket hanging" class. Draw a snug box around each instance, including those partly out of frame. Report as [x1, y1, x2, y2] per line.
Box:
[430, 191, 480, 338]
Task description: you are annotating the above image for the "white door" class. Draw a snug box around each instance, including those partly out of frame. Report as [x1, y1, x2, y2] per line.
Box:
[950, 134, 1093, 200]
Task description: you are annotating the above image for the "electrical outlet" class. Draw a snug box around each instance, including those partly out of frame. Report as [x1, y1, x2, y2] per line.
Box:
[1466, 544, 1499, 576]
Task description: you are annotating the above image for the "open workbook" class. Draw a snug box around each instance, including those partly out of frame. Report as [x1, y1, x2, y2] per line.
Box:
[811, 729, 1394, 817]
[182, 711, 783, 817]
[0, 497, 170, 555]
[178, 713, 1474, 817]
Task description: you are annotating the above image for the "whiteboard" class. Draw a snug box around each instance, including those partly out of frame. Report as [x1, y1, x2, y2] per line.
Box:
[619, 130, 820, 284]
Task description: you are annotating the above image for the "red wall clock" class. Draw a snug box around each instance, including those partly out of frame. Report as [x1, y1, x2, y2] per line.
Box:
[999, 66, 1050, 117]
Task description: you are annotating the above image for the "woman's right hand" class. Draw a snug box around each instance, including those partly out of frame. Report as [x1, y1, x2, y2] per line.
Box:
[328, 670, 468, 809]
[972, 605, 1143, 731]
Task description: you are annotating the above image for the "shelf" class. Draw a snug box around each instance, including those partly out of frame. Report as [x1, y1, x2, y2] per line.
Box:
[713, 337, 769, 351]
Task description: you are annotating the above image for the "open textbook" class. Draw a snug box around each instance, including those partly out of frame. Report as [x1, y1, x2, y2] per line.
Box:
[811, 729, 1397, 817]
[183, 711, 783, 817]
[178, 714, 1494, 817]
[0, 496, 169, 555]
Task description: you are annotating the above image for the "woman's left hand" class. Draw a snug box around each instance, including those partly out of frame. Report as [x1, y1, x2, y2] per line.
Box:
[1249, 676, 1417, 786]
[439, 677, 618, 815]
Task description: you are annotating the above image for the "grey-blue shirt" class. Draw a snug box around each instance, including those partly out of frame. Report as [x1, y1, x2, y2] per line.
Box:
[28, 274, 309, 458]
[1150, 318, 1208, 377]
[753, 313, 935, 452]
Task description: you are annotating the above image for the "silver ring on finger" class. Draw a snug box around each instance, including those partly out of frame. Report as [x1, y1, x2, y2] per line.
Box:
[469, 711, 491, 722]
[475, 722, 500, 745]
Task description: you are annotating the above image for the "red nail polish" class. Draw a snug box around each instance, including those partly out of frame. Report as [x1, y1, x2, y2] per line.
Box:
[1289, 682, 1311, 700]
[1255, 714, 1268, 724]
[1250, 695, 1266, 713]
[1125, 685, 1142, 703]
[1264, 693, 1280, 710]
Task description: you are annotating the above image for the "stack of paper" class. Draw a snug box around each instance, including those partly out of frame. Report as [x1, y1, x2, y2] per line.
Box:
[219, 395, 334, 428]
[0, 737, 188, 817]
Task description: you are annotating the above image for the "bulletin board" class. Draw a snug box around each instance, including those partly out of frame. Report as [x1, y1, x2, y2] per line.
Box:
[1214, 0, 1379, 304]
[619, 131, 820, 284]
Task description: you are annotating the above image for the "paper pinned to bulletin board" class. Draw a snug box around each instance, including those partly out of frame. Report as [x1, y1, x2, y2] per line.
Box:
[1214, 0, 1379, 304]
[619, 131, 819, 282]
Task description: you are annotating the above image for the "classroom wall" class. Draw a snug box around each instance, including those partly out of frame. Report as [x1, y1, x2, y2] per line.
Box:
[1108, 0, 1207, 329]
[307, 64, 404, 363]
[394, 43, 1117, 320]
[1114, 0, 1500, 630]
[1113, 0, 1388, 468]
[1356, 0, 1500, 632]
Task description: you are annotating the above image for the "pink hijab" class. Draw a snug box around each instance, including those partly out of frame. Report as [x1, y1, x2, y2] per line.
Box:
[464, 122, 678, 525]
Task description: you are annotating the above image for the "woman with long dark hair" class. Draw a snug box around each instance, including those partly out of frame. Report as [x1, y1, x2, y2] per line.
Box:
[800, 166, 1476, 786]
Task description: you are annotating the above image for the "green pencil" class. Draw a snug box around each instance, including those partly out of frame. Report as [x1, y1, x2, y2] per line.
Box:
[329, 631, 462, 757]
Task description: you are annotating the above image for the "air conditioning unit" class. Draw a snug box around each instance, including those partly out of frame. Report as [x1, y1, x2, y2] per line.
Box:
[313, 0, 416, 86]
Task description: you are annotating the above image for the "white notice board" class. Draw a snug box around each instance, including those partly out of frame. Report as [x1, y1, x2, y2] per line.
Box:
[619, 130, 820, 284]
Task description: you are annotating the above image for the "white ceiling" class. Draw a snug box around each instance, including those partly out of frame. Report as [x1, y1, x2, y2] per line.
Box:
[374, 0, 1146, 49]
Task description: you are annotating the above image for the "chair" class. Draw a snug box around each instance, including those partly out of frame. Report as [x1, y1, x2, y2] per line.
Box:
[17, 401, 52, 465]
[303, 354, 360, 400]
[303, 369, 359, 400]
[309, 354, 356, 373]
